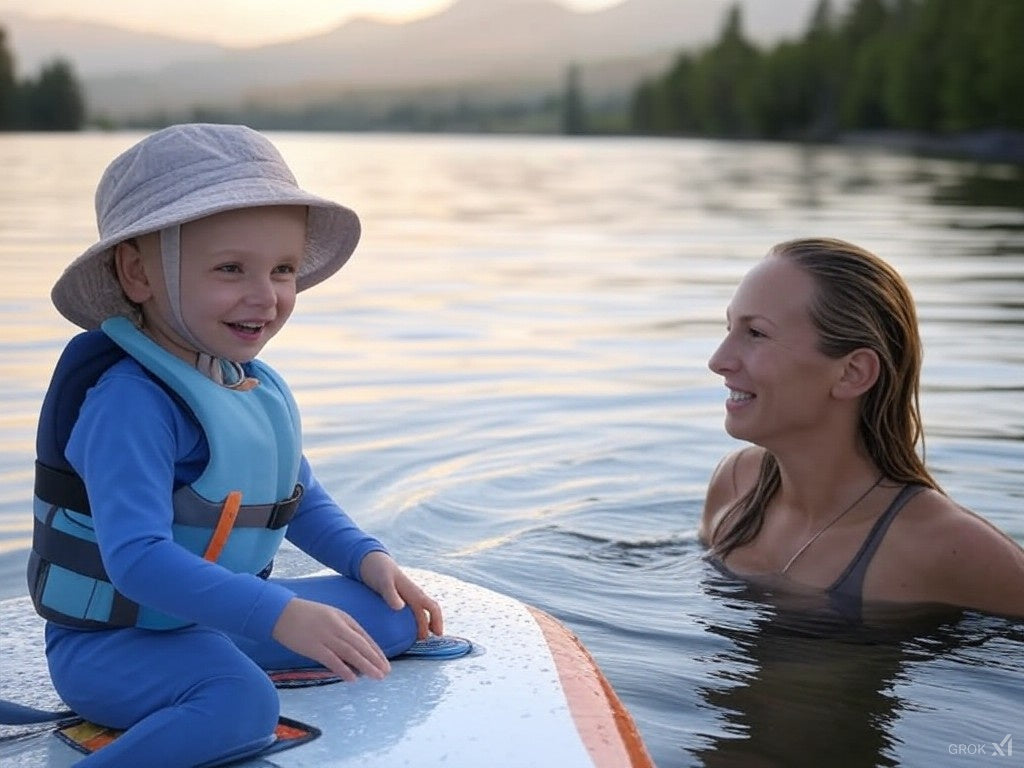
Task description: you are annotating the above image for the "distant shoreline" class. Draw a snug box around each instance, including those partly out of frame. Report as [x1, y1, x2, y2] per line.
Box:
[13, 123, 1024, 168]
[837, 129, 1024, 166]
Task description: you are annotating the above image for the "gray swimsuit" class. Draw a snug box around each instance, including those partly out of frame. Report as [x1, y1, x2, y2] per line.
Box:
[708, 484, 928, 624]
[826, 484, 927, 621]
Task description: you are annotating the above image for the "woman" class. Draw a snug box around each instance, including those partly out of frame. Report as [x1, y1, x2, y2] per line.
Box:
[699, 237, 1024, 620]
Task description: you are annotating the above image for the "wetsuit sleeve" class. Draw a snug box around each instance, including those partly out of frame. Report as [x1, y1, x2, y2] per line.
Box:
[65, 367, 295, 640]
[285, 457, 389, 581]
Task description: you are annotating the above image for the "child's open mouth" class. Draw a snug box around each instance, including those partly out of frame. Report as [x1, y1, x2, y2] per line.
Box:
[227, 321, 266, 338]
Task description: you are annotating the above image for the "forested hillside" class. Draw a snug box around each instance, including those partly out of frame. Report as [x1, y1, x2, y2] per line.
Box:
[631, 0, 1024, 140]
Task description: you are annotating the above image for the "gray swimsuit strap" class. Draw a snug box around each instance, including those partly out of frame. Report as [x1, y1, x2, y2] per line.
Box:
[828, 483, 927, 602]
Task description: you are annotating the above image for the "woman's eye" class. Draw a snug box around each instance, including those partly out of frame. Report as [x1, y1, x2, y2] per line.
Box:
[747, 327, 766, 339]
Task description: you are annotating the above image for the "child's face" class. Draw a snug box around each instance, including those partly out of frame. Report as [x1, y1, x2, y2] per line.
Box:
[131, 205, 308, 363]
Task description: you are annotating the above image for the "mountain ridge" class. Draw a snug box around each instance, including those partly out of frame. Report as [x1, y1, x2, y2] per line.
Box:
[0, 0, 832, 121]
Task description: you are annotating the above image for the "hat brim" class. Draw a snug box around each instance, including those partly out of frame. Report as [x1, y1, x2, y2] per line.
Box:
[52, 177, 360, 330]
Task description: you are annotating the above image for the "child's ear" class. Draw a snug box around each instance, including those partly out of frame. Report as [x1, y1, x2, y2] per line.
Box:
[114, 240, 154, 304]
[832, 348, 880, 400]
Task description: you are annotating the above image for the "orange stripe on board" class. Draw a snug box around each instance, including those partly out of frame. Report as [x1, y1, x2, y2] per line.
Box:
[527, 606, 655, 768]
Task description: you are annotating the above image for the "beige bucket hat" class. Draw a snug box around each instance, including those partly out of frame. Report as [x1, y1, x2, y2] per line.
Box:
[52, 123, 361, 330]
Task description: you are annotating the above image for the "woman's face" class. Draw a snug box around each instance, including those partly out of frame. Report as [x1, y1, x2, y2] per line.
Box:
[707, 254, 848, 451]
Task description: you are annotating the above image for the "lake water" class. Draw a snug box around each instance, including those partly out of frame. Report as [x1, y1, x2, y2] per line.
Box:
[1, 132, 1022, 767]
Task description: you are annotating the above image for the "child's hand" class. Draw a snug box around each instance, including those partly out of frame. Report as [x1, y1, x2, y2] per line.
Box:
[271, 597, 390, 681]
[359, 551, 444, 640]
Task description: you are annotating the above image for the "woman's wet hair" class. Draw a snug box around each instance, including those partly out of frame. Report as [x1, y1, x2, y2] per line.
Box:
[710, 238, 940, 559]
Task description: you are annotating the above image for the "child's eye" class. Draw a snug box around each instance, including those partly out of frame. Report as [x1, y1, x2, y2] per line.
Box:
[216, 264, 242, 273]
[273, 263, 297, 275]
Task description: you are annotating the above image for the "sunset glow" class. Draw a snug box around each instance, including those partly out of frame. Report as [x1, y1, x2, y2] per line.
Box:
[0, 0, 623, 47]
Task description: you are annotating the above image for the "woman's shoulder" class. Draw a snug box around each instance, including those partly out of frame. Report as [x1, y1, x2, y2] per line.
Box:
[876, 487, 1024, 617]
[706, 446, 762, 496]
[889, 487, 1017, 555]
[699, 446, 764, 544]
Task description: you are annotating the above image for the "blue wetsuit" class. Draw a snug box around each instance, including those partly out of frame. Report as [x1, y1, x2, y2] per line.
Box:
[44, 354, 417, 767]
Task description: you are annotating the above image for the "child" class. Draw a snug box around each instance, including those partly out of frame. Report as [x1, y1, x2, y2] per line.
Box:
[29, 123, 443, 767]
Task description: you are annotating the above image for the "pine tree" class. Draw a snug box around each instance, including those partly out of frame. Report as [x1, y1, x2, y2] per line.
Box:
[0, 27, 17, 128]
[562, 64, 586, 136]
[26, 59, 85, 130]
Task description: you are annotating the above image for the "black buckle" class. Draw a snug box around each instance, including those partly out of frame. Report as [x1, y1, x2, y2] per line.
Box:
[266, 484, 303, 530]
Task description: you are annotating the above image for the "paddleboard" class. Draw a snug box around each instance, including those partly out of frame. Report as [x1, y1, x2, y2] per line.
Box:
[0, 568, 653, 767]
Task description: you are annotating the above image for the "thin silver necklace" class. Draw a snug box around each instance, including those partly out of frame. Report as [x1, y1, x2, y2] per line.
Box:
[780, 474, 884, 574]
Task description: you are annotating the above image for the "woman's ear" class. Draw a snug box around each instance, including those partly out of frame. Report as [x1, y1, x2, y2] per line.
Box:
[832, 348, 880, 400]
[114, 240, 154, 304]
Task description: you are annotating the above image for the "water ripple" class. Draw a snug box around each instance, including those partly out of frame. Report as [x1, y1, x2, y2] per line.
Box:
[1, 134, 1022, 767]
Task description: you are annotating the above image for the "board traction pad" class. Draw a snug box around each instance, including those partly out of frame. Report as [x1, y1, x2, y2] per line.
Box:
[55, 716, 320, 761]
[269, 634, 474, 688]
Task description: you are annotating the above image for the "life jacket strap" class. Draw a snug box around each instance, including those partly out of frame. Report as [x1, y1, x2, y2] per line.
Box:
[32, 511, 105, 581]
[171, 484, 304, 530]
[27, 548, 140, 629]
[35, 461, 91, 516]
[203, 491, 242, 562]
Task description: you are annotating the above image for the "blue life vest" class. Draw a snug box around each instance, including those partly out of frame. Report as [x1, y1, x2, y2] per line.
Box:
[27, 316, 304, 630]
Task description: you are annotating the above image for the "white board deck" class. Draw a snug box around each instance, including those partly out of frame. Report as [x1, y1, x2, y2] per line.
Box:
[0, 568, 652, 767]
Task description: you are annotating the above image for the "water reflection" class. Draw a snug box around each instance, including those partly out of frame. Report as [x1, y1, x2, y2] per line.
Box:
[689, 570, 1023, 768]
[932, 166, 1024, 212]
[695, 628, 905, 767]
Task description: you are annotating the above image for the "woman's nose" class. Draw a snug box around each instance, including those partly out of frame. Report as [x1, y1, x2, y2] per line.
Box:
[707, 336, 734, 375]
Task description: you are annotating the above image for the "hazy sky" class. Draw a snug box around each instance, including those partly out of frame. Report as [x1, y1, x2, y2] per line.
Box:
[0, 0, 623, 47]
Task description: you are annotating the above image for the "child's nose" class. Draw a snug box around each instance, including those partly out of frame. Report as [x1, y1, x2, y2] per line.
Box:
[246, 276, 277, 306]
